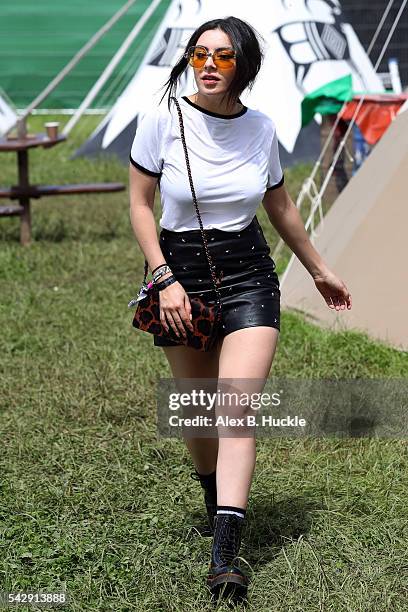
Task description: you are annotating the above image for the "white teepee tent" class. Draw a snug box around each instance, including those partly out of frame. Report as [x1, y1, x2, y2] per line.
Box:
[75, 0, 383, 163]
[0, 90, 17, 136]
[281, 105, 408, 351]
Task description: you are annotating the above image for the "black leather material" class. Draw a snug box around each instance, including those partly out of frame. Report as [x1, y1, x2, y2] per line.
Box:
[154, 215, 280, 346]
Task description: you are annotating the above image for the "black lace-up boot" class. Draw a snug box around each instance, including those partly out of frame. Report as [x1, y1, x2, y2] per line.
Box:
[190, 469, 217, 533]
[207, 513, 248, 599]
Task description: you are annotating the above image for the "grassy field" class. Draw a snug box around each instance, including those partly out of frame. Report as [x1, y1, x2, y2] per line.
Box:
[1, 115, 407, 611]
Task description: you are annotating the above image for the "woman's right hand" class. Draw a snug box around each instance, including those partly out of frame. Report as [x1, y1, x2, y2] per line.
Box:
[159, 278, 195, 338]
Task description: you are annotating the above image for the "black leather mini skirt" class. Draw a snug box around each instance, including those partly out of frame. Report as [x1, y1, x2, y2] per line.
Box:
[154, 215, 280, 347]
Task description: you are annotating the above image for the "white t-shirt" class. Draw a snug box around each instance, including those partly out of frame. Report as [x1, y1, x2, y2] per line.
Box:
[129, 95, 284, 232]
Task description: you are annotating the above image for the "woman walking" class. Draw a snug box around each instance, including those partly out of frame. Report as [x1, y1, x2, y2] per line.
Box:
[129, 16, 351, 601]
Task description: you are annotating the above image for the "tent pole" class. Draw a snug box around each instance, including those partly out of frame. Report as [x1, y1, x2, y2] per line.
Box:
[63, 0, 162, 136]
[7, 0, 139, 131]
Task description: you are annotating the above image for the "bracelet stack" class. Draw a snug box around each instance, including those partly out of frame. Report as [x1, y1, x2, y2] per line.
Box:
[151, 263, 167, 273]
[151, 263, 177, 291]
[152, 264, 172, 283]
[155, 276, 177, 291]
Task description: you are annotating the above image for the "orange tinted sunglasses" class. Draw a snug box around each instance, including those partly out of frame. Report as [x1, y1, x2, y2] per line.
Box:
[185, 45, 237, 70]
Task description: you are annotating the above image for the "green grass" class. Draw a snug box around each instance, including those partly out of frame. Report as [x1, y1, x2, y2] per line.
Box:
[1, 115, 407, 611]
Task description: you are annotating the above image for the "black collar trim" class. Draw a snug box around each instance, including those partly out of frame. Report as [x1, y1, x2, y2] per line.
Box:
[181, 96, 247, 119]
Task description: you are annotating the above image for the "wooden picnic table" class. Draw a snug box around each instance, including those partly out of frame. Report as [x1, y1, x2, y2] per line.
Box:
[0, 132, 125, 245]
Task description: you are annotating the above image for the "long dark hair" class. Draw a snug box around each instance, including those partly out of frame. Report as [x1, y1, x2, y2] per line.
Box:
[160, 16, 265, 110]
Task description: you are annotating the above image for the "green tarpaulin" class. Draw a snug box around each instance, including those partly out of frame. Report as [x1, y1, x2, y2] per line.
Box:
[0, 0, 171, 108]
[301, 74, 354, 127]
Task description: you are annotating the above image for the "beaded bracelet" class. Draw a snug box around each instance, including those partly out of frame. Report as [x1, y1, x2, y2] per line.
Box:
[155, 275, 177, 291]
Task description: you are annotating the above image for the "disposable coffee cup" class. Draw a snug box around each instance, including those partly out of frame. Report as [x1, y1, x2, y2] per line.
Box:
[45, 122, 59, 139]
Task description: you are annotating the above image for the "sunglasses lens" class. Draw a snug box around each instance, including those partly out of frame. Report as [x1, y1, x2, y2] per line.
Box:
[189, 47, 207, 67]
[213, 50, 236, 69]
[187, 47, 236, 69]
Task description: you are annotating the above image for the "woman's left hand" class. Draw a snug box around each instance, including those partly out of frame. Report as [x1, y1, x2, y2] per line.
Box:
[312, 268, 352, 311]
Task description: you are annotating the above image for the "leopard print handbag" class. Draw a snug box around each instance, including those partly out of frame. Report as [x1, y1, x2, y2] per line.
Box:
[132, 285, 221, 352]
[130, 97, 223, 352]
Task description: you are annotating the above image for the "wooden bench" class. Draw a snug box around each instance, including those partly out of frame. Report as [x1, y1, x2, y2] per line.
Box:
[0, 181, 125, 243]
[0, 183, 125, 200]
[0, 132, 126, 245]
[0, 204, 24, 217]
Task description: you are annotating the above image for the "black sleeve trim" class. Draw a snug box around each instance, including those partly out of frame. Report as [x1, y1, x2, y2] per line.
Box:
[129, 155, 161, 178]
[266, 174, 284, 191]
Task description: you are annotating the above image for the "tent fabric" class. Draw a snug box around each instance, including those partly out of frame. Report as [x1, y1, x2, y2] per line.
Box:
[281, 107, 408, 351]
[75, 0, 383, 164]
[339, 93, 408, 145]
[0, 91, 17, 135]
[301, 74, 353, 127]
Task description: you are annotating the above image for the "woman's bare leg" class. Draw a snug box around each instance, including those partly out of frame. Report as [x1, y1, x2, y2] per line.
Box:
[216, 326, 279, 508]
[162, 340, 222, 474]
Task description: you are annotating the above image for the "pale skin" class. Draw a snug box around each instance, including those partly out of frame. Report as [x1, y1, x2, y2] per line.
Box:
[129, 28, 352, 509]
